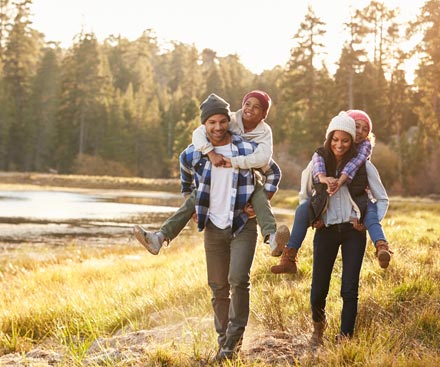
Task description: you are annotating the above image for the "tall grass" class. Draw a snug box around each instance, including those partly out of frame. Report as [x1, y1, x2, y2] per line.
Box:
[1, 198, 440, 366]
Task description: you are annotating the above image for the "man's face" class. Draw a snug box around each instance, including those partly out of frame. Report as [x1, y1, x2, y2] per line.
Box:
[205, 114, 230, 146]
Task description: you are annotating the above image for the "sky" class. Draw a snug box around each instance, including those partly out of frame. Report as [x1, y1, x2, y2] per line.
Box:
[30, 0, 426, 76]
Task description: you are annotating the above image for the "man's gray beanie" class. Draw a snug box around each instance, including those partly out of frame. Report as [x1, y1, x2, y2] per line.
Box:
[200, 93, 231, 124]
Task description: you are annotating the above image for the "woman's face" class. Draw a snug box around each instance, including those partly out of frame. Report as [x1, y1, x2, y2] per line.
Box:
[331, 130, 353, 160]
[355, 119, 370, 144]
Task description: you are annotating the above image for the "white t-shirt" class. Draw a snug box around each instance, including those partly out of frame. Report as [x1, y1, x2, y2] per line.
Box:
[209, 144, 234, 229]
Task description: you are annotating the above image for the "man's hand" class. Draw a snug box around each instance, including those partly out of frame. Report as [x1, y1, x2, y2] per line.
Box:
[207, 151, 225, 167]
[244, 203, 256, 218]
[191, 212, 198, 223]
[352, 218, 366, 232]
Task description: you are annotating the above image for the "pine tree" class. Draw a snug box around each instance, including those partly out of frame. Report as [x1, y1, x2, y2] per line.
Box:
[410, 0, 440, 140]
[279, 5, 330, 152]
[3, 0, 42, 170]
[29, 44, 61, 171]
[56, 32, 113, 172]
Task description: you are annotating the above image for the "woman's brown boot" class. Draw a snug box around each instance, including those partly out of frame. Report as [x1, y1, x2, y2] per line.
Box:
[375, 240, 393, 268]
[310, 320, 327, 346]
[270, 246, 298, 274]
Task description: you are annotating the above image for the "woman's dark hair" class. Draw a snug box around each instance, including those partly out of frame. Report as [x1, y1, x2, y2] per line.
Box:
[322, 130, 357, 176]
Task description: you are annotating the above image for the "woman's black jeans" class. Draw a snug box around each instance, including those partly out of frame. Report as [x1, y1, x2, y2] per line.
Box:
[310, 223, 367, 337]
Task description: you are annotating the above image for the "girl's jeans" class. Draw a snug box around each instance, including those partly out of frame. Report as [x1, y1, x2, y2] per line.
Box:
[286, 199, 309, 250]
[310, 223, 367, 337]
[286, 199, 386, 250]
[364, 201, 387, 245]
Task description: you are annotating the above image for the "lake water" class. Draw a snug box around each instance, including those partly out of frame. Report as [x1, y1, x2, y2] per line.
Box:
[0, 188, 292, 246]
[0, 189, 185, 245]
[0, 190, 180, 220]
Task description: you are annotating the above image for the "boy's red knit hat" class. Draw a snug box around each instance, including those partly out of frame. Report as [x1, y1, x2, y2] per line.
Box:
[347, 110, 372, 133]
[242, 90, 272, 118]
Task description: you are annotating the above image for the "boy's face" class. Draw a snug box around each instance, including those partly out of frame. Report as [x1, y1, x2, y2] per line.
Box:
[205, 114, 230, 146]
[355, 119, 370, 144]
[242, 97, 265, 124]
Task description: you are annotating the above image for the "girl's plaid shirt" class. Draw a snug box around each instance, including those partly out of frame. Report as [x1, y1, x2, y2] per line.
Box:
[179, 134, 281, 236]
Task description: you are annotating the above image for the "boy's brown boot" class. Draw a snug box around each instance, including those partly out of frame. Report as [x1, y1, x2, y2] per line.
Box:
[270, 246, 298, 274]
[310, 320, 327, 346]
[375, 240, 393, 269]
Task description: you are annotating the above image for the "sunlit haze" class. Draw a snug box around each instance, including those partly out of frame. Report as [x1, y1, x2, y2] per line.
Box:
[31, 0, 425, 77]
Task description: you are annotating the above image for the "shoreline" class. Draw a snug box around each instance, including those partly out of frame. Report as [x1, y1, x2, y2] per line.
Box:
[0, 172, 181, 192]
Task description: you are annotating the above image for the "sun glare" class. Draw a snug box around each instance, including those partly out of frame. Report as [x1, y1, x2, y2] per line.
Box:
[30, 0, 426, 77]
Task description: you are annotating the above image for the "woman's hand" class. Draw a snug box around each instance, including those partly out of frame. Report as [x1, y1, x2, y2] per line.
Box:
[352, 218, 366, 231]
[312, 219, 325, 229]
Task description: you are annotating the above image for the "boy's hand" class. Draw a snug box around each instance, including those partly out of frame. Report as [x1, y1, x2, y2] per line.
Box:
[207, 151, 225, 167]
[222, 157, 232, 168]
[191, 212, 198, 223]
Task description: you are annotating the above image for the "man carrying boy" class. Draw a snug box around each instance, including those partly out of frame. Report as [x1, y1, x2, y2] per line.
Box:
[178, 94, 281, 361]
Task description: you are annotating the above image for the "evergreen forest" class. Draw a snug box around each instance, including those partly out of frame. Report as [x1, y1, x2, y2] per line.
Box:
[0, 0, 439, 195]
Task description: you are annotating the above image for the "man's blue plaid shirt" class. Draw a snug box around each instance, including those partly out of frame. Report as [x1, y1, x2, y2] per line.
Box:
[179, 134, 281, 237]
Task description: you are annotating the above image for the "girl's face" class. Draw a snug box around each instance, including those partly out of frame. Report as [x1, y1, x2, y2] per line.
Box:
[242, 97, 265, 124]
[355, 119, 370, 144]
[331, 130, 353, 160]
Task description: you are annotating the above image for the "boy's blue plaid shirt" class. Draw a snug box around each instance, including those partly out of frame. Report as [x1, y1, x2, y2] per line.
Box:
[179, 134, 281, 236]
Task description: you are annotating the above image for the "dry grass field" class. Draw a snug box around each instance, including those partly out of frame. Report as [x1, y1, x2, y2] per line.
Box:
[0, 173, 439, 366]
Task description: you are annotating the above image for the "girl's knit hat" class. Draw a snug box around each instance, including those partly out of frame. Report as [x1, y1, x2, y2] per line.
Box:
[325, 111, 356, 141]
[347, 110, 372, 133]
[242, 90, 272, 118]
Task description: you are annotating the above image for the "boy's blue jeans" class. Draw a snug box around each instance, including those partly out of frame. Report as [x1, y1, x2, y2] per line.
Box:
[161, 179, 276, 242]
[286, 199, 387, 250]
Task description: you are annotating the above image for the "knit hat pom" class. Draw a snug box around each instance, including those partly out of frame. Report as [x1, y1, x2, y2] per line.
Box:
[347, 109, 372, 133]
[325, 111, 356, 141]
[242, 90, 272, 117]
